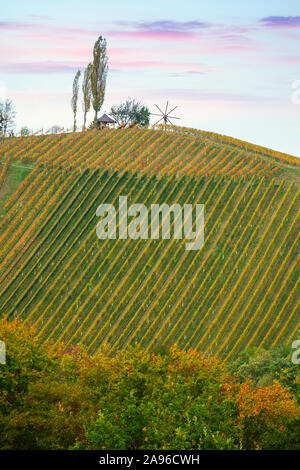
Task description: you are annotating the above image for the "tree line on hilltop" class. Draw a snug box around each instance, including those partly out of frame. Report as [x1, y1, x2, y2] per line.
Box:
[71, 35, 150, 131]
[0, 35, 150, 138]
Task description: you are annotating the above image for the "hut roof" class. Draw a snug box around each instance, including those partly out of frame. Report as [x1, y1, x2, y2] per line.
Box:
[97, 113, 116, 124]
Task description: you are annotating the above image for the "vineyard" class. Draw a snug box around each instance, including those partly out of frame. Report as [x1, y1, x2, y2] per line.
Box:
[0, 126, 299, 359]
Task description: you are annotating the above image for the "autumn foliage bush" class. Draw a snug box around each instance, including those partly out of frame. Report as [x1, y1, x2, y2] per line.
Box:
[0, 317, 299, 450]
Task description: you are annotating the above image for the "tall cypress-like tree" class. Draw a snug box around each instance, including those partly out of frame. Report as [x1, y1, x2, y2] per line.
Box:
[82, 63, 93, 130]
[91, 36, 108, 122]
[71, 70, 81, 132]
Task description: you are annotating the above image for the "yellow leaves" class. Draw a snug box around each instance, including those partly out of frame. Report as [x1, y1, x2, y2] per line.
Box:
[0, 157, 10, 187]
[253, 441, 262, 450]
[231, 379, 300, 422]
[58, 401, 64, 413]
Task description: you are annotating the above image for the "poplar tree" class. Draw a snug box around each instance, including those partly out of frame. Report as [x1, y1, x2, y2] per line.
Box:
[82, 63, 93, 130]
[91, 36, 108, 122]
[71, 70, 81, 132]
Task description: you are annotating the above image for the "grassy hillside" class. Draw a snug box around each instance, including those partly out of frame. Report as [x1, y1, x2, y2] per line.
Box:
[1, 126, 299, 182]
[0, 127, 299, 359]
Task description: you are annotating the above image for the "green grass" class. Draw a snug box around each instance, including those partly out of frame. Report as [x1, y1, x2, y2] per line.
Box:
[0, 160, 33, 217]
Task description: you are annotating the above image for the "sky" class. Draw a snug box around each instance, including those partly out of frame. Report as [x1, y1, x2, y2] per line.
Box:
[1, 0, 300, 156]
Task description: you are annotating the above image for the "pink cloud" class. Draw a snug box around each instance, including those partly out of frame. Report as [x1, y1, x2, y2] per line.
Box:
[0, 21, 34, 31]
[268, 55, 300, 64]
[107, 20, 211, 40]
[116, 20, 211, 31]
[260, 16, 300, 29]
[0, 18, 256, 48]
[0, 42, 158, 63]
[106, 30, 197, 40]
[193, 42, 260, 54]
[0, 21, 97, 36]
[110, 60, 212, 73]
[0, 61, 86, 74]
[0, 59, 212, 74]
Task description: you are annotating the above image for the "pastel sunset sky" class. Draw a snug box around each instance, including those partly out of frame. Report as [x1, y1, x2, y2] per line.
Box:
[1, 0, 300, 156]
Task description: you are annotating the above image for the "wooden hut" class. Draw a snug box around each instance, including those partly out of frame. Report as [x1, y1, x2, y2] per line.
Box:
[97, 114, 116, 128]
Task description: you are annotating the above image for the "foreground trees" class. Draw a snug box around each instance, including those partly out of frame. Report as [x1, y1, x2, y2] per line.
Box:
[0, 317, 299, 450]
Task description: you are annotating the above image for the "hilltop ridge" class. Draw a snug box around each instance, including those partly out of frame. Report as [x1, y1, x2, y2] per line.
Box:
[1, 126, 299, 186]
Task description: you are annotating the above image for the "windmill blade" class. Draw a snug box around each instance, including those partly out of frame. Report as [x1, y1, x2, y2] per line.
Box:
[155, 104, 165, 115]
[166, 106, 178, 116]
[154, 117, 164, 126]
[167, 117, 178, 125]
[151, 102, 179, 130]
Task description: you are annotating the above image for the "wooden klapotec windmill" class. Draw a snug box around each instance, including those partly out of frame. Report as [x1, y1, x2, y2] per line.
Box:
[151, 102, 180, 131]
